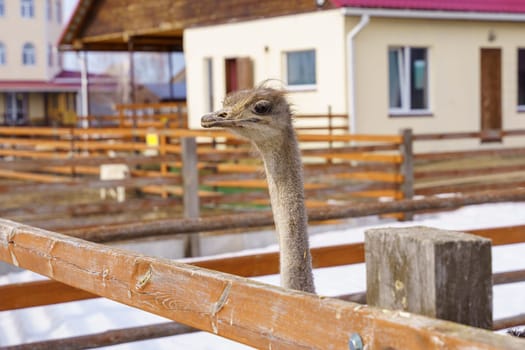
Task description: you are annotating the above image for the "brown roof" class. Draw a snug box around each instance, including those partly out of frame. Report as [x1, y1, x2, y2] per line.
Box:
[58, 0, 335, 52]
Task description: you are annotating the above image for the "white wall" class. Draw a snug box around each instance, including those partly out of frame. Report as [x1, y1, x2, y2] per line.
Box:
[184, 9, 347, 129]
[351, 16, 525, 149]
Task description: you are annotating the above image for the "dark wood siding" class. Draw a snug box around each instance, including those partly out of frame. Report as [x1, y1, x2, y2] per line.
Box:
[82, 0, 334, 38]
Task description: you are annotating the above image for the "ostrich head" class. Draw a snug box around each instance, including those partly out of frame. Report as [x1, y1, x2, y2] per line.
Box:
[200, 84, 315, 293]
[201, 86, 293, 144]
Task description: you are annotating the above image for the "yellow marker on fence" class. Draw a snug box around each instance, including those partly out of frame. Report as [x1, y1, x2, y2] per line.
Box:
[146, 133, 159, 147]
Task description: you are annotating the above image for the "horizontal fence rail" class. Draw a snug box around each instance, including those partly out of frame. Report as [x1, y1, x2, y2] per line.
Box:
[1, 120, 525, 348]
[413, 129, 525, 196]
[2, 223, 524, 311]
[1, 219, 524, 350]
[0, 125, 409, 225]
[61, 188, 525, 242]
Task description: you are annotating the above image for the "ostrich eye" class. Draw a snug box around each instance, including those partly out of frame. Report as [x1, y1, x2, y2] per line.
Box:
[252, 100, 272, 115]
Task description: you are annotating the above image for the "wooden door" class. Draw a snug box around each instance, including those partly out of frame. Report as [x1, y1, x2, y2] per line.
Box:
[480, 48, 502, 142]
[225, 57, 254, 93]
[225, 58, 238, 93]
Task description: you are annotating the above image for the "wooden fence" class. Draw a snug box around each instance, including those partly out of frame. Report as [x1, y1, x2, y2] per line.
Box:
[2, 125, 525, 233]
[413, 130, 525, 195]
[78, 101, 189, 128]
[78, 101, 346, 133]
[1, 120, 525, 347]
[1, 189, 525, 348]
[0, 125, 406, 226]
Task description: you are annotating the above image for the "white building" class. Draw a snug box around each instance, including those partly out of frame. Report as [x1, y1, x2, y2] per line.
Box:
[0, 0, 78, 125]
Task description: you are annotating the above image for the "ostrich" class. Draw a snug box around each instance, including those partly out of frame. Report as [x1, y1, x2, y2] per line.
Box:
[201, 85, 315, 293]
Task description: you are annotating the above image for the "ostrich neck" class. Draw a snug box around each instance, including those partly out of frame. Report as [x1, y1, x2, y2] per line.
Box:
[254, 127, 315, 293]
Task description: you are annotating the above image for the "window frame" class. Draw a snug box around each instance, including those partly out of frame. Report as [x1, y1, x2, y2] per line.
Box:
[4, 92, 29, 125]
[518, 48, 525, 112]
[55, 0, 62, 23]
[47, 43, 53, 67]
[46, 0, 52, 20]
[22, 42, 36, 65]
[21, 0, 34, 18]
[0, 42, 5, 65]
[388, 46, 431, 116]
[284, 49, 317, 91]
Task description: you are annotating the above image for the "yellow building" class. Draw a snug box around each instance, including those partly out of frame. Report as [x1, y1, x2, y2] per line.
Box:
[184, 0, 525, 149]
[0, 0, 78, 125]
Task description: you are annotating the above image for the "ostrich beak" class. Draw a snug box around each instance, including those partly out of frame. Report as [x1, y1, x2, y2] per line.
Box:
[200, 112, 230, 128]
[201, 112, 263, 128]
[201, 113, 221, 128]
[201, 110, 240, 128]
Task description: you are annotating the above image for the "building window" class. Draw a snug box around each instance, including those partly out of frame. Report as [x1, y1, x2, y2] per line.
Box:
[285, 50, 316, 89]
[4, 93, 29, 125]
[47, 43, 53, 67]
[22, 42, 35, 65]
[0, 0, 5, 17]
[0, 43, 5, 65]
[388, 47, 429, 114]
[46, 0, 52, 20]
[56, 0, 62, 23]
[518, 49, 525, 110]
[21, 0, 34, 18]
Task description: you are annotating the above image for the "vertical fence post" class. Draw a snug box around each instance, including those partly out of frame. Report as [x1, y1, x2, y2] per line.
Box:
[69, 127, 77, 177]
[181, 137, 201, 257]
[365, 226, 493, 329]
[399, 128, 414, 220]
[159, 132, 168, 198]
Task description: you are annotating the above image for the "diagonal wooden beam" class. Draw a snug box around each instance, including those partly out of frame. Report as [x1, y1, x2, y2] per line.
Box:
[0, 219, 523, 349]
[2, 224, 524, 312]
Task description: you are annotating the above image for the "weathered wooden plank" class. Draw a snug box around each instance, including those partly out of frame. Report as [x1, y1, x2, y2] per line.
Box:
[0, 149, 70, 159]
[115, 101, 186, 110]
[0, 126, 72, 136]
[413, 131, 483, 141]
[414, 164, 525, 181]
[413, 129, 525, 140]
[0, 177, 180, 196]
[1, 227, 523, 312]
[493, 313, 525, 331]
[415, 180, 525, 196]
[399, 128, 415, 220]
[0, 197, 181, 221]
[0, 280, 95, 311]
[470, 225, 525, 245]
[332, 171, 403, 183]
[366, 227, 493, 329]
[0, 169, 72, 183]
[492, 269, 525, 285]
[6, 312, 525, 350]
[313, 152, 403, 164]
[415, 147, 525, 161]
[0, 242, 363, 311]
[0, 219, 522, 350]
[298, 134, 402, 143]
[3, 322, 196, 350]
[204, 179, 327, 190]
[63, 188, 525, 243]
[181, 137, 201, 257]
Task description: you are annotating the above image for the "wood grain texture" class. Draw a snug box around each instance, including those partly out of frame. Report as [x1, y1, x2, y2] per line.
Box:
[1, 225, 524, 314]
[0, 219, 523, 349]
[366, 227, 492, 329]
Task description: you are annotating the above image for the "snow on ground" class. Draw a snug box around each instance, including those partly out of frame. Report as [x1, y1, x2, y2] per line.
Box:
[1, 202, 525, 349]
